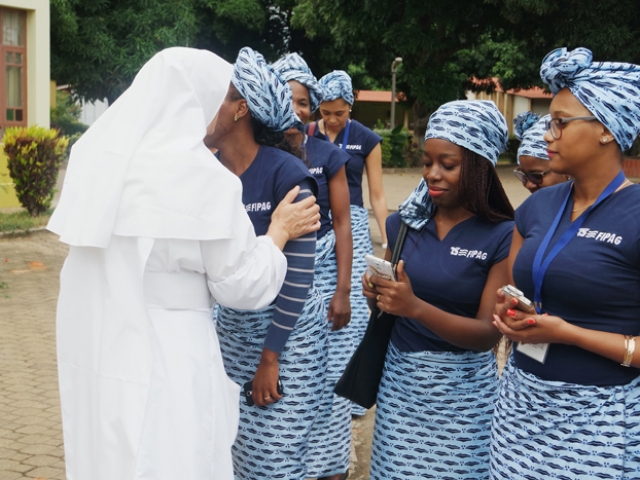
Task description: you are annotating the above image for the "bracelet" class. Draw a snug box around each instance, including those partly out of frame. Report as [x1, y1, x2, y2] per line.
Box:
[622, 335, 636, 367]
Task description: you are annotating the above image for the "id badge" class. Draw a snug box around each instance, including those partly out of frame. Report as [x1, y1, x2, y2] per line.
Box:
[516, 342, 549, 363]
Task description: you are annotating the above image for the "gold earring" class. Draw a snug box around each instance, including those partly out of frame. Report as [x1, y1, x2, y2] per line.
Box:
[234, 115, 238, 122]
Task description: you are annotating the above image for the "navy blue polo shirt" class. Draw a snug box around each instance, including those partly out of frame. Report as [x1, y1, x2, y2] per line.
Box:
[513, 182, 640, 386]
[239, 145, 316, 235]
[307, 119, 382, 207]
[386, 212, 514, 352]
[305, 136, 349, 239]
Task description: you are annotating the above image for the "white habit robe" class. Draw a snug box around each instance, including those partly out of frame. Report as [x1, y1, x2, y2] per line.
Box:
[48, 48, 289, 479]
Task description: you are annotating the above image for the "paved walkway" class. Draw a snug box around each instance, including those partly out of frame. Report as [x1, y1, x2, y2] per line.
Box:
[0, 166, 529, 479]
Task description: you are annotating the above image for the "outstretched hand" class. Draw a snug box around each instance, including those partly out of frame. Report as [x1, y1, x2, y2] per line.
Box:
[268, 186, 320, 249]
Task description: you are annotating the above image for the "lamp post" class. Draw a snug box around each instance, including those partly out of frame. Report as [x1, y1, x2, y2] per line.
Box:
[390, 57, 403, 128]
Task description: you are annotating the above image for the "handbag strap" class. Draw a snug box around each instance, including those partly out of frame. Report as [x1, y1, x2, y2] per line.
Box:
[308, 121, 316, 137]
[390, 222, 408, 267]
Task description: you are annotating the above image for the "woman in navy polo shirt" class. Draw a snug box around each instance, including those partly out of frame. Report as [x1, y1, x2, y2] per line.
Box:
[364, 100, 515, 479]
[513, 111, 568, 193]
[492, 47, 640, 478]
[272, 53, 354, 480]
[310, 70, 389, 416]
[207, 47, 328, 480]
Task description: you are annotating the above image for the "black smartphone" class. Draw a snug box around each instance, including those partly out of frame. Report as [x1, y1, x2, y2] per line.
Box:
[243, 377, 284, 406]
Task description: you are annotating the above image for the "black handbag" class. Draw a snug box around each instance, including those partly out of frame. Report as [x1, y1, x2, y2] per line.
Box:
[334, 222, 409, 409]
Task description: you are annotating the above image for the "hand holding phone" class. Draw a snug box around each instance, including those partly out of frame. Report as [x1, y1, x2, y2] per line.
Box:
[500, 285, 535, 314]
[243, 377, 284, 407]
[365, 254, 395, 281]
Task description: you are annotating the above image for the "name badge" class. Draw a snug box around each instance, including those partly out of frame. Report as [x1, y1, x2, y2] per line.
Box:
[516, 342, 549, 363]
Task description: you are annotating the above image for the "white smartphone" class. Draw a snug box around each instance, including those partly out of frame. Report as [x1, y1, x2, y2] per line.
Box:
[365, 254, 395, 281]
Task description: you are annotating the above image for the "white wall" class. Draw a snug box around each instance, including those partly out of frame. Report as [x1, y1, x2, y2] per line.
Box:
[80, 98, 109, 126]
[513, 96, 531, 119]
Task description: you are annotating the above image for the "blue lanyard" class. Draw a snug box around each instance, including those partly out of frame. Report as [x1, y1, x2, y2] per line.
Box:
[531, 171, 626, 313]
[323, 119, 351, 151]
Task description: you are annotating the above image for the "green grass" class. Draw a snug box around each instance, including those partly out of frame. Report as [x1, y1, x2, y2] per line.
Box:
[0, 209, 52, 233]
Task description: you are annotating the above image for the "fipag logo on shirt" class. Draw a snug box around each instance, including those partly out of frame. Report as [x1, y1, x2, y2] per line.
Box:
[245, 201, 272, 213]
[338, 144, 362, 151]
[450, 247, 488, 260]
[576, 228, 622, 245]
[309, 167, 324, 175]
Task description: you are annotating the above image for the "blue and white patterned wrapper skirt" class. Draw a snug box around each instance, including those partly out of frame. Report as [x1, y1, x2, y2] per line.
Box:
[216, 289, 329, 480]
[370, 342, 498, 480]
[306, 230, 352, 477]
[490, 360, 640, 479]
[348, 204, 374, 416]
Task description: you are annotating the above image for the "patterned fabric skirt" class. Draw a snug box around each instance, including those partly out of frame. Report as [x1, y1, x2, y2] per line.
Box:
[490, 360, 640, 479]
[370, 342, 498, 480]
[348, 204, 374, 415]
[215, 289, 329, 480]
[306, 231, 352, 477]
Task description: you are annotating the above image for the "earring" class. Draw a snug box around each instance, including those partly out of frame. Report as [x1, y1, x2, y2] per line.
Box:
[601, 137, 608, 143]
[234, 115, 238, 122]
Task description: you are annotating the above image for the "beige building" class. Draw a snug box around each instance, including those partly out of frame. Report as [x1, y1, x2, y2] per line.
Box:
[0, 0, 50, 207]
[467, 79, 552, 135]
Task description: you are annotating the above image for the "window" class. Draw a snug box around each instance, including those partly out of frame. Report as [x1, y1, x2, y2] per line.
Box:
[1, 8, 26, 131]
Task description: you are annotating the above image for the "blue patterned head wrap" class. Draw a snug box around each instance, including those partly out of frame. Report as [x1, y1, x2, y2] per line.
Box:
[232, 47, 302, 132]
[399, 100, 508, 230]
[318, 70, 355, 105]
[540, 47, 640, 151]
[424, 100, 508, 166]
[514, 112, 550, 163]
[272, 53, 323, 113]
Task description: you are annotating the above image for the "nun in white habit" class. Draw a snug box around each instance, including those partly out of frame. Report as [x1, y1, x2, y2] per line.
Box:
[47, 47, 320, 480]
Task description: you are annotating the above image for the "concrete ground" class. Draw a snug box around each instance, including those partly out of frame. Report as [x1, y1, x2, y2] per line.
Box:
[0, 166, 529, 479]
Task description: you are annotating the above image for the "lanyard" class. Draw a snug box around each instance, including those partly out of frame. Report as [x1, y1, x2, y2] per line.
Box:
[531, 171, 625, 313]
[322, 119, 351, 151]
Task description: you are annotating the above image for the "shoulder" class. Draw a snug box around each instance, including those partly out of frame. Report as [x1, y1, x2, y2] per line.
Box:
[261, 146, 311, 180]
[516, 181, 571, 220]
[472, 217, 514, 238]
[351, 120, 382, 144]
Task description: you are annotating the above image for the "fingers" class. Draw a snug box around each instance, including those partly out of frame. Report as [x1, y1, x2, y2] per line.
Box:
[281, 185, 301, 204]
[396, 260, 407, 281]
[252, 382, 282, 407]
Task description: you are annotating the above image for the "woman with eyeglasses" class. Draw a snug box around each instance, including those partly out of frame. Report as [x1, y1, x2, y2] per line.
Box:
[513, 111, 568, 193]
[491, 47, 640, 478]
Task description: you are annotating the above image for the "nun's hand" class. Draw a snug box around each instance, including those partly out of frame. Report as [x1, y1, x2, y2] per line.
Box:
[268, 186, 320, 248]
[252, 349, 282, 407]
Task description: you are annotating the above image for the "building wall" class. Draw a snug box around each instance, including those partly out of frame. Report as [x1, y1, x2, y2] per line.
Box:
[531, 98, 552, 116]
[350, 102, 413, 130]
[0, 0, 50, 208]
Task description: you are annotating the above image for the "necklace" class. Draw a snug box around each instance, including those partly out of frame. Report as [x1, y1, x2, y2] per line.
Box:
[571, 179, 633, 213]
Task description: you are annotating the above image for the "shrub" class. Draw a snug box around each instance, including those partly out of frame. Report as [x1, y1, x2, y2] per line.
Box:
[506, 135, 520, 164]
[374, 123, 413, 168]
[3, 126, 69, 216]
[51, 91, 88, 137]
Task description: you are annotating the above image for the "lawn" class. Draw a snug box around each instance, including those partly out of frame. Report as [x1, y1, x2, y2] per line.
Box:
[0, 209, 52, 234]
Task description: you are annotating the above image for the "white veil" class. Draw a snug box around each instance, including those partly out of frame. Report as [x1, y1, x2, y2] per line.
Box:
[48, 47, 239, 247]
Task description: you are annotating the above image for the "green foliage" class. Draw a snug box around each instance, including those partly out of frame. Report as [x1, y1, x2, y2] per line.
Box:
[374, 124, 414, 168]
[3, 127, 69, 216]
[51, 0, 200, 103]
[51, 91, 88, 137]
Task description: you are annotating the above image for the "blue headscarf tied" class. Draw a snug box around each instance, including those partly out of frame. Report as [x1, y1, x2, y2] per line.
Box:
[514, 112, 550, 163]
[272, 53, 323, 113]
[540, 47, 640, 151]
[400, 100, 508, 230]
[318, 70, 355, 105]
[424, 100, 508, 166]
[232, 47, 302, 132]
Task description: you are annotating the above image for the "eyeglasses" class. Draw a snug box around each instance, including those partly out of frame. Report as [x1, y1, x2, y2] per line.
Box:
[513, 168, 552, 185]
[545, 116, 598, 140]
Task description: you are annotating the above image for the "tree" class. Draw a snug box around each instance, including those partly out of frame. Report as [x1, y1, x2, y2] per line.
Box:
[51, 0, 200, 103]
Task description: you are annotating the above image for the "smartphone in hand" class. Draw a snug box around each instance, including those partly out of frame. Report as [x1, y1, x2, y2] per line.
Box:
[243, 377, 284, 406]
[365, 254, 395, 281]
[500, 285, 535, 313]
